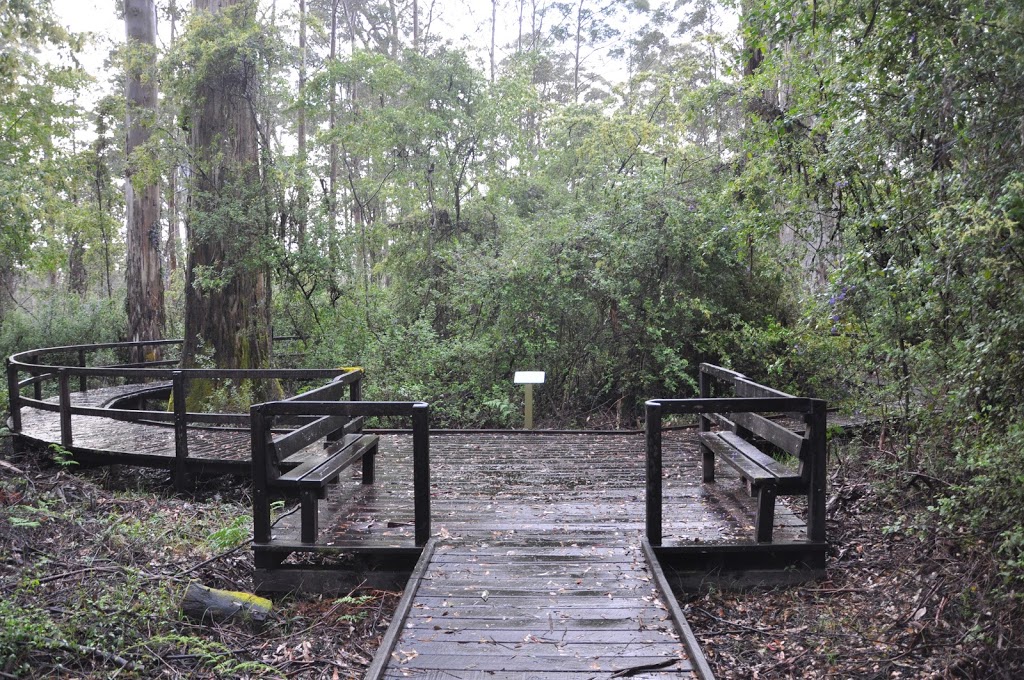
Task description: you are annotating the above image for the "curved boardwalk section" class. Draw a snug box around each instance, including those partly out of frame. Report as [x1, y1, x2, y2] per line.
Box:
[14, 383, 251, 474]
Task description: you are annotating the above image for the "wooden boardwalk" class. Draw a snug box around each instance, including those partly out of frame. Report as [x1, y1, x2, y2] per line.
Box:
[370, 543, 700, 678]
[342, 434, 731, 678]
[14, 383, 251, 473]
[15, 392, 828, 679]
[268, 432, 808, 551]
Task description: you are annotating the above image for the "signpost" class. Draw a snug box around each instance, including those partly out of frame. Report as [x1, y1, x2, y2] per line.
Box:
[513, 371, 545, 429]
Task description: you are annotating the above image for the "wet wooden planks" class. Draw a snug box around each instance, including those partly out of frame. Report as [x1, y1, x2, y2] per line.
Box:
[15, 384, 252, 469]
[263, 432, 808, 551]
[375, 544, 695, 679]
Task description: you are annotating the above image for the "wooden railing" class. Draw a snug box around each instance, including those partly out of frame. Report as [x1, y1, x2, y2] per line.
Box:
[646, 363, 827, 546]
[5, 338, 353, 489]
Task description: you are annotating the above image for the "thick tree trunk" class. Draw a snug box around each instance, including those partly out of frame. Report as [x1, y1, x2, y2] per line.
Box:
[183, 0, 276, 398]
[124, 0, 166, 362]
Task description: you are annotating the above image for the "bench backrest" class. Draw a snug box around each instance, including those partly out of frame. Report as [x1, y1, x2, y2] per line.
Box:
[257, 371, 366, 479]
[699, 364, 812, 483]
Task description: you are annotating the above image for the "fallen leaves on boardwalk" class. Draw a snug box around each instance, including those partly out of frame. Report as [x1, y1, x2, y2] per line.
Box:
[0, 439, 396, 679]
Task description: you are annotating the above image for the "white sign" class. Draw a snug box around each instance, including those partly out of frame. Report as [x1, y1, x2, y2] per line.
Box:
[513, 371, 545, 384]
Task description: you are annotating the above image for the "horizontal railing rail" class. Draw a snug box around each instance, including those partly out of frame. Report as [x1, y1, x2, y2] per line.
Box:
[5, 337, 355, 491]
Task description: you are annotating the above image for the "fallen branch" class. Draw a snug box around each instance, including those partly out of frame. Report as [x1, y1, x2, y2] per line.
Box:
[0, 458, 25, 474]
[611, 658, 678, 677]
[175, 541, 249, 578]
[48, 638, 141, 672]
[693, 606, 776, 636]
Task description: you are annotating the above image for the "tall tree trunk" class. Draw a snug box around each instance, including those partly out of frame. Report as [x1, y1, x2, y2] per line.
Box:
[490, 0, 497, 83]
[328, 0, 340, 234]
[183, 0, 276, 398]
[573, 0, 584, 103]
[387, 0, 399, 56]
[124, 0, 166, 362]
[68, 232, 87, 296]
[296, 0, 308, 247]
[166, 0, 180, 277]
[412, 0, 419, 52]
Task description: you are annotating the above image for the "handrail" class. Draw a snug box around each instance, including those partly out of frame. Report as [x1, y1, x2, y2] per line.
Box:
[5, 337, 360, 492]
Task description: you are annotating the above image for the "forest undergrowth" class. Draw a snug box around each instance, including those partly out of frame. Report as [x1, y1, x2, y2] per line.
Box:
[3, 430, 1024, 678]
[686, 433, 1024, 679]
[0, 436, 397, 679]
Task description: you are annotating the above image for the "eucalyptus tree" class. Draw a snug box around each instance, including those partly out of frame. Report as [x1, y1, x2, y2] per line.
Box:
[171, 0, 283, 398]
[124, 0, 166, 358]
[0, 0, 88, 318]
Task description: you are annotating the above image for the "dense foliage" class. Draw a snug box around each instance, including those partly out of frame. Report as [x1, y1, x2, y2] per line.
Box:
[735, 0, 1024, 588]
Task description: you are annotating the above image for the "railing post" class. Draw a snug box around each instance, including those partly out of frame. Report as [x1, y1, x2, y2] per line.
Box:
[698, 368, 715, 482]
[58, 369, 72, 449]
[6, 358, 21, 432]
[806, 399, 828, 543]
[349, 372, 362, 403]
[30, 357, 41, 401]
[172, 372, 189, 492]
[645, 400, 663, 546]
[77, 348, 87, 394]
[250, 403, 274, 545]
[412, 402, 431, 546]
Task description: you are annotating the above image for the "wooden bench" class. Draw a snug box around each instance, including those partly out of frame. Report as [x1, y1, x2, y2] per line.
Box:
[697, 363, 824, 543]
[251, 373, 381, 546]
[250, 373, 432, 587]
[277, 432, 380, 544]
[645, 364, 827, 546]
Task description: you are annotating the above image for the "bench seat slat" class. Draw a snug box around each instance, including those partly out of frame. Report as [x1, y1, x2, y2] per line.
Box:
[699, 431, 801, 492]
[717, 431, 800, 481]
[277, 434, 379, 488]
[699, 432, 775, 493]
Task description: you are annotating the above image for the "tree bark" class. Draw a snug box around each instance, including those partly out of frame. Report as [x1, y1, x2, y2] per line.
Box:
[124, 0, 166, 362]
[296, 0, 308, 247]
[183, 0, 275, 396]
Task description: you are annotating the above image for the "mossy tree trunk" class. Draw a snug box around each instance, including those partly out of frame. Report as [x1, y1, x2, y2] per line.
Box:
[182, 0, 279, 406]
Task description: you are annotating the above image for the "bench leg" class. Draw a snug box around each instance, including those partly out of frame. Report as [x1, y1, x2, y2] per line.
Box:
[701, 442, 715, 483]
[362, 441, 377, 485]
[300, 490, 319, 544]
[754, 486, 776, 543]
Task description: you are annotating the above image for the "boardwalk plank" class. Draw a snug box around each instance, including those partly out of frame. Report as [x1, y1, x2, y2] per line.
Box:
[383, 653, 691, 672]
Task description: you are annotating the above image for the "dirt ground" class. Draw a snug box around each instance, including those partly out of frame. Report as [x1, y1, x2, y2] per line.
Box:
[0, 437, 398, 679]
[682, 437, 1024, 679]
